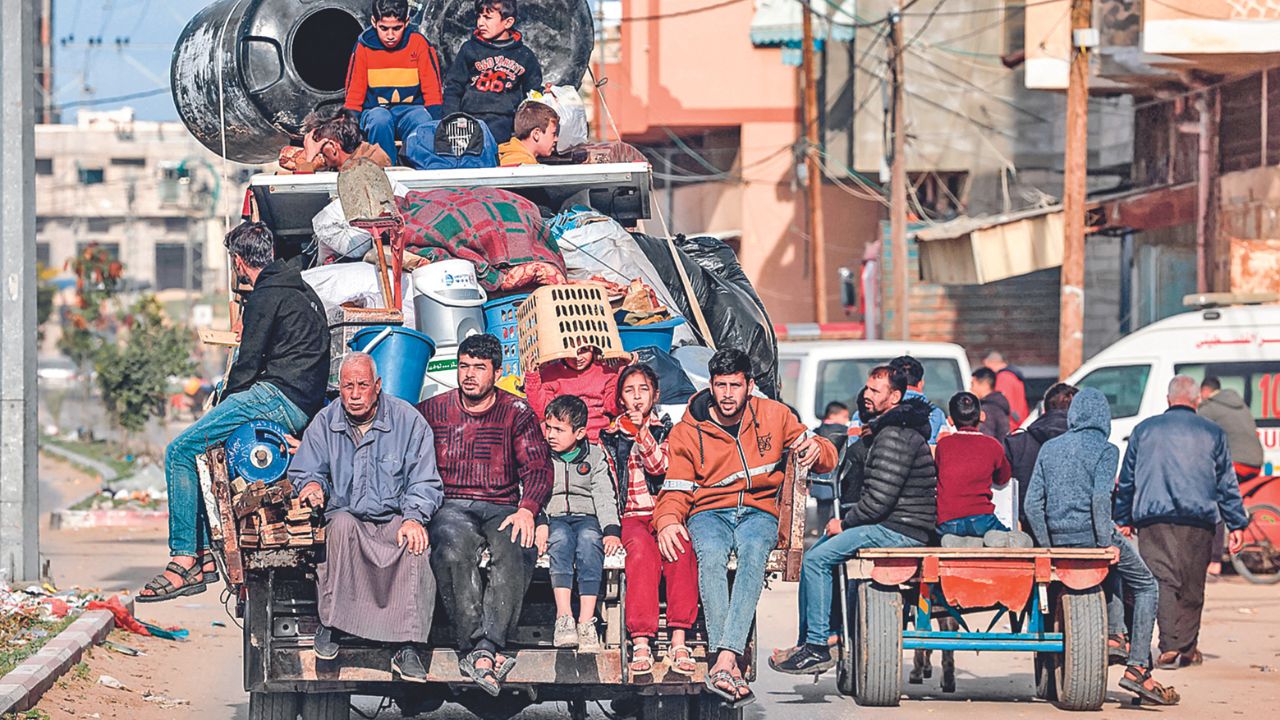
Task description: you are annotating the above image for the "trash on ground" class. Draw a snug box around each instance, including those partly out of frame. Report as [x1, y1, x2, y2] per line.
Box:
[97, 674, 129, 691]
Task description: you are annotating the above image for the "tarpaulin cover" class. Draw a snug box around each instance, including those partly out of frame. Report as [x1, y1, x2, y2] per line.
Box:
[632, 233, 779, 399]
[398, 187, 567, 292]
[632, 345, 698, 407]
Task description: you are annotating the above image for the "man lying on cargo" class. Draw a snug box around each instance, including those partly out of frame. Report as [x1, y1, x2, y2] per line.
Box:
[139, 222, 329, 602]
[653, 348, 836, 708]
[277, 110, 392, 173]
[418, 333, 553, 696]
[288, 352, 444, 681]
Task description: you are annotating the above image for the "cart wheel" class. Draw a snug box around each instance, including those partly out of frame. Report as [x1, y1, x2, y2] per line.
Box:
[836, 575, 856, 697]
[854, 580, 903, 707]
[299, 692, 352, 720]
[247, 691, 299, 720]
[694, 693, 742, 720]
[1034, 652, 1059, 701]
[1230, 504, 1280, 585]
[1054, 587, 1106, 711]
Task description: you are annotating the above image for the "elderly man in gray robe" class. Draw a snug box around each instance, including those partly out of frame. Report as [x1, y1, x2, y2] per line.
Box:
[288, 352, 444, 681]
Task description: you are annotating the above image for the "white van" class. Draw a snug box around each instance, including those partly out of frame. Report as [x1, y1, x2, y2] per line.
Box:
[778, 340, 973, 428]
[1051, 301, 1280, 475]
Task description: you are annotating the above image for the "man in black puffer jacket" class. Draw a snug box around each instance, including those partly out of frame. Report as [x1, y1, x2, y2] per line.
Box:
[1005, 382, 1077, 524]
[774, 365, 937, 675]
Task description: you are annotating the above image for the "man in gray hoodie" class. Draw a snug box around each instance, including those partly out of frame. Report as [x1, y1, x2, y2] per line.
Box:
[1025, 388, 1179, 705]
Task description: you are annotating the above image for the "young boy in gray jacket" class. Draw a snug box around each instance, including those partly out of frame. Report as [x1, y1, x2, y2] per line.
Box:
[1024, 388, 1179, 706]
[535, 394, 621, 651]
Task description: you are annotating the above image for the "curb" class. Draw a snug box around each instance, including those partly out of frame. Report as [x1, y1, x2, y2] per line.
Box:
[50, 508, 169, 530]
[0, 595, 132, 714]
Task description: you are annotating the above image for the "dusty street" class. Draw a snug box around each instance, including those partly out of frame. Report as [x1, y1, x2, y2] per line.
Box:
[31, 454, 1280, 719]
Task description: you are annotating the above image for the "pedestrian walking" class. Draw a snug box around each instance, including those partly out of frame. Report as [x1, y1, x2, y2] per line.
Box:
[1197, 376, 1264, 578]
[970, 368, 1011, 441]
[984, 351, 1030, 429]
[1115, 376, 1249, 669]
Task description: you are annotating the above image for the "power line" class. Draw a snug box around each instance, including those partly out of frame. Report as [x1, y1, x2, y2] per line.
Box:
[54, 87, 170, 111]
[900, 0, 1064, 17]
[619, 0, 747, 23]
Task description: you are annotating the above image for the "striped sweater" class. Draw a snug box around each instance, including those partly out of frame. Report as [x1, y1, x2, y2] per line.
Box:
[344, 25, 444, 112]
[418, 389, 552, 516]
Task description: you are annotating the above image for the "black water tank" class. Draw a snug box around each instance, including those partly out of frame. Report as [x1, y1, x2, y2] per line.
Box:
[172, 0, 594, 164]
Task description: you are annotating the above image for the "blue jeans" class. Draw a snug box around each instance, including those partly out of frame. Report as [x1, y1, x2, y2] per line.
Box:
[1104, 529, 1158, 668]
[797, 524, 922, 645]
[165, 383, 307, 556]
[547, 514, 605, 596]
[937, 513, 1008, 537]
[360, 105, 441, 164]
[687, 507, 778, 655]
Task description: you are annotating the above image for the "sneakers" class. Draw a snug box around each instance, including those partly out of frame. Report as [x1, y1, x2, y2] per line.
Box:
[983, 530, 1034, 548]
[392, 645, 427, 682]
[313, 623, 339, 661]
[771, 643, 835, 675]
[941, 534, 984, 549]
[554, 615, 578, 648]
[577, 618, 602, 652]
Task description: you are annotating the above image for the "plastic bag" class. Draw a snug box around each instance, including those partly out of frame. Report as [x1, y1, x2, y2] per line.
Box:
[312, 180, 411, 264]
[301, 262, 416, 328]
[633, 233, 780, 399]
[633, 346, 698, 406]
[530, 86, 589, 152]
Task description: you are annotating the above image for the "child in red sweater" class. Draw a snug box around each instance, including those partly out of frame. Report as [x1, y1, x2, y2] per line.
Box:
[935, 392, 1015, 543]
[523, 346, 628, 442]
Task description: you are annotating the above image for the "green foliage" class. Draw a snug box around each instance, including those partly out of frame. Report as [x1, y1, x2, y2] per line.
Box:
[57, 243, 124, 371]
[95, 296, 195, 433]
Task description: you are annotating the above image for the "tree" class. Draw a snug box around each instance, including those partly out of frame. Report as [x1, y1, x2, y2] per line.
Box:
[95, 296, 195, 437]
[58, 243, 124, 374]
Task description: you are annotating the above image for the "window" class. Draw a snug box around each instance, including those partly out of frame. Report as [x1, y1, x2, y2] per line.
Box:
[154, 243, 203, 292]
[163, 217, 189, 234]
[1076, 364, 1152, 419]
[1175, 361, 1280, 427]
[35, 158, 52, 176]
[109, 157, 146, 167]
[77, 167, 105, 185]
[36, 243, 49, 268]
[85, 218, 114, 234]
[813, 357, 964, 420]
[778, 358, 801, 410]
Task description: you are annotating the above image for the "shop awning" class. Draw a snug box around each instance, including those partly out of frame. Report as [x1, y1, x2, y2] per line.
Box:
[750, 0, 856, 65]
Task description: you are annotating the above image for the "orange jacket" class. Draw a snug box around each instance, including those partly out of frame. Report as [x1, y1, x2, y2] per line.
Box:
[652, 391, 837, 531]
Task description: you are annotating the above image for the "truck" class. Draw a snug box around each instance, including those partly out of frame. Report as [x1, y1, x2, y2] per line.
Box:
[200, 162, 807, 719]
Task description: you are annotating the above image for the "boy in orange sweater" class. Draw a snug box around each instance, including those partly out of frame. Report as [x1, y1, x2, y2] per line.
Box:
[497, 101, 559, 166]
[343, 0, 444, 164]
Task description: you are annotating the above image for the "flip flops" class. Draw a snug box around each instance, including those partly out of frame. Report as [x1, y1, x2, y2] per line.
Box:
[704, 669, 737, 703]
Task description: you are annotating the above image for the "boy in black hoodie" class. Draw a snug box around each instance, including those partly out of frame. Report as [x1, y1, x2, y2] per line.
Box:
[442, 0, 543, 144]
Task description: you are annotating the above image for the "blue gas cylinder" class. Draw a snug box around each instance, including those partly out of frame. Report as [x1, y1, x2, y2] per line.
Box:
[225, 420, 292, 484]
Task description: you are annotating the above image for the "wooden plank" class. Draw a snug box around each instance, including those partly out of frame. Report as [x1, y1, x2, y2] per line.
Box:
[208, 447, 245, 585]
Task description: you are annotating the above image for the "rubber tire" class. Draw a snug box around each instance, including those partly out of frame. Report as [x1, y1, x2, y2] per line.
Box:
[640, 695, 690, 720]
[247, 691, 300, 720]
[1034, 652, 1059, 701]
[299, 693, 351, 720]
[1230, 504, 1280, 585]
[1054, 588, 1107, 711]
[836, 578, 856, 696]
[854, 581, 903, 707]
[695, 694, 743, 720]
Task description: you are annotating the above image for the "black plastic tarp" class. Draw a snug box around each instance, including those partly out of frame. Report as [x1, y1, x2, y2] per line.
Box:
[631, 346, 699, 406]
[632, 233, 780, 399]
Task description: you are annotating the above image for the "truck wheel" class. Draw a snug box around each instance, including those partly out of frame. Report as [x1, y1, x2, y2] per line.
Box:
[694, 694, 742, 720]
[247, 691, 299, 720]
[836, 576, 856, 696]
[1054, 588, 1106, 711]
[854, 581, 903, 707]
[300, 693, 351, 720]
[1034, 652, 1058, 701]
[641, 695, 691, 720]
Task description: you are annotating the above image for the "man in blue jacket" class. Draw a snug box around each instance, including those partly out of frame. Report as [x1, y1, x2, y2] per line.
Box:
[1116, 375, 1248, 670]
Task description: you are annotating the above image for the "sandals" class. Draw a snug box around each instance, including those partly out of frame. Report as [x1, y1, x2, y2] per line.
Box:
[730, 676, 757, 708]
[704, 669, 737, 703]
[459, 649, 502, 697]
[668, 645, 696, 676]
[200, 549, 220, 584]
[494, 653, 517, 683]
[1107, 634, 1130, 666]
[137, 560, 206, 603]
[629, 644, 654, 676]
[1119, 666, 1180, 706]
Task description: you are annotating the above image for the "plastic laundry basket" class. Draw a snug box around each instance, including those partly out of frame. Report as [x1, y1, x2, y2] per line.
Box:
[482, 293, 529, 379]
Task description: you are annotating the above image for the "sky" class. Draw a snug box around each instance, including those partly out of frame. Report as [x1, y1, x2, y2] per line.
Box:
[52, 0, 210, 123]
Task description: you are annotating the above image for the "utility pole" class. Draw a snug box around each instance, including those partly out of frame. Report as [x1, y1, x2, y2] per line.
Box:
[595, 0, 606, 141]
[801, 2, 827, 323]
[889, 10, 908, 341]
[0, 0, 40, 582]
[1059, 0, 1092, 378]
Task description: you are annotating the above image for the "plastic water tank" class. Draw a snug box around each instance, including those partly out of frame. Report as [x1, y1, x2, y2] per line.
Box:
[171, 0, 369, 163]
[172, 0, 594, 164]
[412, 259, 487, 351]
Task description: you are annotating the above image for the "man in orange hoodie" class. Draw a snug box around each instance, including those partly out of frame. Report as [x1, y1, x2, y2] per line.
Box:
[653, 348, 836, 707]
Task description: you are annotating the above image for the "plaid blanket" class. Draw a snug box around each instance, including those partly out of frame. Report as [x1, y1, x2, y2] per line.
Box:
[398, 187, 566, 291]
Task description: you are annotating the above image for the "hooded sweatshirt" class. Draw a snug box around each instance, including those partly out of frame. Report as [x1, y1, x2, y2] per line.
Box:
[441, 30, 543, 141]
[979, 391, 1012, 441]
[344, 25, 444, 112]
[1023, 388, 1117, 548]
[223, 260, 330, 418]
[652, 391, 837, 531]
[1004, 409, 1070, 519]
[843, 397, 938, 543]
[1198, 389, 1264, 469]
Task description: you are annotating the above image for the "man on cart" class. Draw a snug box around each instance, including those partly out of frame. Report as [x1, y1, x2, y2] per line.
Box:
[139, 222, 329, 603]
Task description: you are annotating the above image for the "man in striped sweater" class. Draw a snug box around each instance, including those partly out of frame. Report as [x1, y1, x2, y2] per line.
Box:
[418, 333, 552, 696]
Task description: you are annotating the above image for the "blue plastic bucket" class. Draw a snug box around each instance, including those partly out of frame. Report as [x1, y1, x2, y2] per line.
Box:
[349, 326, 436, 403]
[618, 317, 686, 353]
[482, 293, 530, 378]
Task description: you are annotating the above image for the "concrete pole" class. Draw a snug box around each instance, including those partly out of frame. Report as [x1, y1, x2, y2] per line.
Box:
[0, 0, 38, 582]
[1059, 0, 1091, 379]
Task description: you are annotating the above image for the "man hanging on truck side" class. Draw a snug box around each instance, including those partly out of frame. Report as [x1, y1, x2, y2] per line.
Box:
[140, 222, 329, 602]
[343, 0, 445, 164]
[653, 348, 836, 707]
[289, 352, 444, 681]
